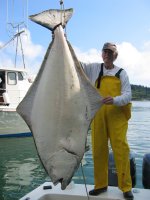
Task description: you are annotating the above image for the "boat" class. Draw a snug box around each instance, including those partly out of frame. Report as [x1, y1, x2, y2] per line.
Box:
[20, 181, 150, 200]
[0, 67, 33, 111]
[0, 109, 32, 138]
[19, 152, 150, 200]
[0, 68, 33, 137]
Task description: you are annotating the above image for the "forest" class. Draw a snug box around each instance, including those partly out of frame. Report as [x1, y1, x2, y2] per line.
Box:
[131, 84, 150, 100]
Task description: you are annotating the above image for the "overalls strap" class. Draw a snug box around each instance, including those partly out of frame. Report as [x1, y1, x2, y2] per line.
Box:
[96, 63, 104, 88]
[96, 65, 124, 88]
[115, 68, 124, 78]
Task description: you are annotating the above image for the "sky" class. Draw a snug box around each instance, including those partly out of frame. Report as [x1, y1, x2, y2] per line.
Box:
[0, 0, 150, 86]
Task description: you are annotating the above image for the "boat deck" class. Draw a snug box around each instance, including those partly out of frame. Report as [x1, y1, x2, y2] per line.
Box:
[20, 182, 150, 200]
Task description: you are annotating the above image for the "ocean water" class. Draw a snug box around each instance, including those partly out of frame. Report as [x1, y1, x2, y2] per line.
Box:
[0, 101, 150, 200]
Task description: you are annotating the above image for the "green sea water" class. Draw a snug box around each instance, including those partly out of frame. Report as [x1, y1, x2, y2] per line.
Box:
[0, 101, 150, 200]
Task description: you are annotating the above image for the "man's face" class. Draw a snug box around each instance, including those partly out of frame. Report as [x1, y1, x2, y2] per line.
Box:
[102, 49, 116, 63]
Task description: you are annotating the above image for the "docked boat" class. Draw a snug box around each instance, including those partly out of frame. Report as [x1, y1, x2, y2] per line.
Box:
[0, 67, 33, 111]
[0, 130, 32, 138]
[20, 181, 150, 200]
[0, 107, 32, 138]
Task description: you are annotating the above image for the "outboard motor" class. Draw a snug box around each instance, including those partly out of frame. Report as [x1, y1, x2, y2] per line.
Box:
[108, 151, 136, 187]
[142, 153, 150, 189]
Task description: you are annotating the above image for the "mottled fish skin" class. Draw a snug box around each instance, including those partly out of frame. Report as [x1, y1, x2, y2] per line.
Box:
[17, 9, 102, 190]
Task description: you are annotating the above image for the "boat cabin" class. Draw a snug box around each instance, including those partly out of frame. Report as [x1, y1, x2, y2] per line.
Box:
[0, 68, 32, 111]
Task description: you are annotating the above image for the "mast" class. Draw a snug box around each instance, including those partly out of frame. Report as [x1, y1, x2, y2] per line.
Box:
[2, 0, 28, 69]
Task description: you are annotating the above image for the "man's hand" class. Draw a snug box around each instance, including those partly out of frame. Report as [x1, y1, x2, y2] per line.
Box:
[102, 96, 114, 105]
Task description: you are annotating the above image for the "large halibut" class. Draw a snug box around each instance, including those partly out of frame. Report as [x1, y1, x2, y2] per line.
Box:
[17, 8, 102, 190]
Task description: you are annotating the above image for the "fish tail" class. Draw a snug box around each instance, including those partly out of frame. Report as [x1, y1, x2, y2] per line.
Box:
[29, 8, 73, 31]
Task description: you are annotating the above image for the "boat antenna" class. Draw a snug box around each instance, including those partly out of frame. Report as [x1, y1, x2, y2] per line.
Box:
[5, 0, 28, 69]
[14, 23, 26, 69]
[6, 0, 28, 37]
[0, 30, 24, 50]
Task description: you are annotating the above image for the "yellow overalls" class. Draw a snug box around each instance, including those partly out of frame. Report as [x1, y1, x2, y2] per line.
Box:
[92, 74, 132, 192]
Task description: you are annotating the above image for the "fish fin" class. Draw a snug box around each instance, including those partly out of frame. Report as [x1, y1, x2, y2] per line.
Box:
[29, 9, 73, 31]
[67, 41, 103, 120]
[16, 40, 54, 129]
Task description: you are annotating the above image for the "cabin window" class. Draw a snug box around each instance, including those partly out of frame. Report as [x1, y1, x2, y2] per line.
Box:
[7, 72, 17, 85]
[18, 72, 24, 81]
[22, 72, 28, 80]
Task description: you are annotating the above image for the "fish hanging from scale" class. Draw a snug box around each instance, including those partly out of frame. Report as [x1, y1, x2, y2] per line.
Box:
[17, 8, 102, 190]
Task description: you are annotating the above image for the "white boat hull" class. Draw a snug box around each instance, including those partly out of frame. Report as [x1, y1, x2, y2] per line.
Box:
[20, 182, 150, 200]
[0, 105, 18, 112]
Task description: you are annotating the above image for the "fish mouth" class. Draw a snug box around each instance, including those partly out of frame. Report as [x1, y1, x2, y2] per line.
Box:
[59, 178, 67, 190]
[56, 178, 70, 190]
[59, 178, 63, 184]
[53, 178, 63, 185]
[48, 149, 79, 189]
[53, 178, 66, 190]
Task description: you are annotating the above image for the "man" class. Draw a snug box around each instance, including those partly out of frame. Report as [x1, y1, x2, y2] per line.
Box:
[82, 42, 133, 200]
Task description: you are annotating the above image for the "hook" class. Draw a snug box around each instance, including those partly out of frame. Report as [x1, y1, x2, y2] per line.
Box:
[60, 0, 63, 6]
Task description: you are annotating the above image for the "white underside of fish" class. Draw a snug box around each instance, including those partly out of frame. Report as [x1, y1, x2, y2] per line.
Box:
[17, 9, 102, 190]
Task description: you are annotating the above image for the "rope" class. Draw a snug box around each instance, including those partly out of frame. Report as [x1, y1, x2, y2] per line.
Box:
[80, 162, 90, 200]
[12, 0, 14, 28]
[6, 0, 8, 29]
[22, 0, 28, 30]
[60, 0, 64, 24]
[59, 0, 67, 38]
[26, 0, 29, 30]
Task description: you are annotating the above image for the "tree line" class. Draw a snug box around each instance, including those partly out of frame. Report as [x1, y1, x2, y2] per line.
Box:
[131, 84, 150, 100]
